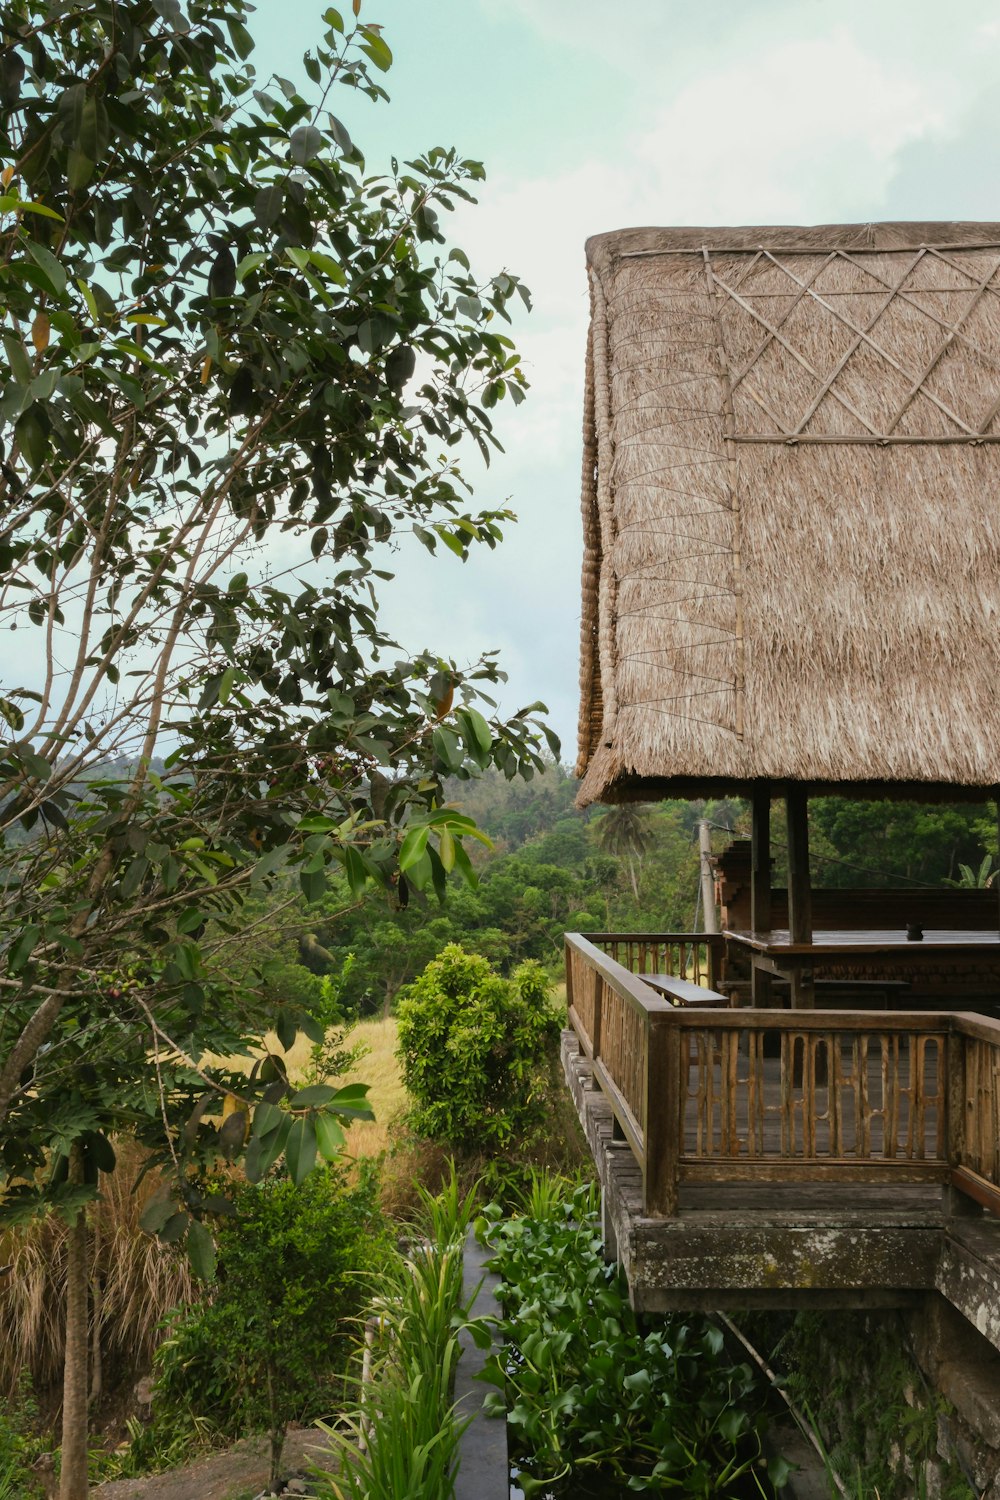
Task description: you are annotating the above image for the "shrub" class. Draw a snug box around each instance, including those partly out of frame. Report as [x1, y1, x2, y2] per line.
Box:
[147, 1162, 393, 1488]
[395, 945, 560, 1151]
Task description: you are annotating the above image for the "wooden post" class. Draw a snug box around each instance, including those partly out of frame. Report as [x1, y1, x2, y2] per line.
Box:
[564, 938, 574, 1016]
[944, 1024, 979, 1216]
[751, 786, 773, 1005]
[643, 1016, 680, 1216]
[593, 975, 604, 1061]
[786, 788, 814, 1008]
[698, 820, 719, 934]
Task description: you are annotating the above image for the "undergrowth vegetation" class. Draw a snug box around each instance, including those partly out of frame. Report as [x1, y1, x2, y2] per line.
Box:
[106, 1162, 393, 1492]
[480, 1175, 790, 1498]
[0, 1139, 194, 1403]
[312, 1170, 485, 1500]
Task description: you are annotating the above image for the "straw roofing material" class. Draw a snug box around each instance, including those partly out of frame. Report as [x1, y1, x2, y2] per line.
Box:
[577, 222, 1000, 806]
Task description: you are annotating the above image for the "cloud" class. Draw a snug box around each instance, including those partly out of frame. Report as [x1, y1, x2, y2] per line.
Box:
[422, 22, 970, 750]
[639, 29, 955, 224]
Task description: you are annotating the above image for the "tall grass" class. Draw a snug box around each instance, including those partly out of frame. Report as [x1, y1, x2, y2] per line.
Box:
[0, 1142, 193, 1401]
[312, 1166, 483, 1500]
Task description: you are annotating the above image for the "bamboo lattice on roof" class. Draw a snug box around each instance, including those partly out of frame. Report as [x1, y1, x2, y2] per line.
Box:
[576, 222, 1000, 805]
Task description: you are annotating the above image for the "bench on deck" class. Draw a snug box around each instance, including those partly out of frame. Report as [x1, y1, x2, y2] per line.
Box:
[722, 977, 912, 1008]
[641, 975, 728, 1008]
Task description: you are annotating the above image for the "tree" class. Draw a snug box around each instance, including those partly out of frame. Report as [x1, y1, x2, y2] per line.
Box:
[152, 1164, 393, 1491]
[0, 4, 553, 1493]
[595, 803, 654, 901]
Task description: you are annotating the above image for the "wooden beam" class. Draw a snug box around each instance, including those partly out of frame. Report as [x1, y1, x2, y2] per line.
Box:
[750, 787, 773, 1004]
[750, 787, 772, 933]
[786, 789, 813, 1007]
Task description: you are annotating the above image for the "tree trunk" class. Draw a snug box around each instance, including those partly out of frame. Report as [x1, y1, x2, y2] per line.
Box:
[89, 1206, 102, 1409]
[60, 1142, 90, 1500]
[266, 1364, 285, 1491]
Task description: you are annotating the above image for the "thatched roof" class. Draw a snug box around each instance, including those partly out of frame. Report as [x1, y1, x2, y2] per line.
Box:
[576, 222, 1000, 806]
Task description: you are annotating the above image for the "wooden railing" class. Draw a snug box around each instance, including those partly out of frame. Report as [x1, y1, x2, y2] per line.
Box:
[565, 932, 1000, 1218]
[579, 932, 724, 989]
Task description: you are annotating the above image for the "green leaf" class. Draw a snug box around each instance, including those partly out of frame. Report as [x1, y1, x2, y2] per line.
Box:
[290, 125, 324, 164]
[226, 18, 255, 59]
[158, 1211, 189, 1245]
[139, 1193, 175, 1236]
[15, 404, 50, 471]
[0, 696, 25, 731]
[329, 1082, 373, 1119]
[8, 924, 40, 974]
[315, 1111, 345, 1160]
[253, 184, 283, 228]
[251, 1100, 286, 1138]
[290, 1084, 335, 1108]
[186, 1219, 216, 1282]
[285, 1115, 317, 1185]
[328, 116, 354, 156]
[300, 864, 326, 902]
[305, 248, 346, 284]
[66, 148, 96, 193]
[245, 1114, 291, 1181]
[0, 195, 63, 221]
[456, 706, 492, 768]
[79, 94, 110, 163]
[437, 826, 455, 871]
[359, 27, 392, 71]
[399, 825, 429, 871]
[236, 252, 266, 283]
[25, 241, 67, 299]
[3, 333, 32, 387]
[76, 278, 101, 324]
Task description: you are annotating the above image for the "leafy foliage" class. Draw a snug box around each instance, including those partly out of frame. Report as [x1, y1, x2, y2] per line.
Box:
[480, 1176, 788, 1497]
[805, 800, 992, 888]
[395, 945, 560, 1150]
[147, 1163, 392, 1488]
[0, 0, 553, 1222]
[0, 6, 551, 1488]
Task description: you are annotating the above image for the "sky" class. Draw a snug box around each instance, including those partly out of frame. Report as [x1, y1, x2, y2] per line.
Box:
[250, 0, 1000, 761]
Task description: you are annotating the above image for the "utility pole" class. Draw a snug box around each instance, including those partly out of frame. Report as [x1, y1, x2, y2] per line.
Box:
[698, 820, 719, 934]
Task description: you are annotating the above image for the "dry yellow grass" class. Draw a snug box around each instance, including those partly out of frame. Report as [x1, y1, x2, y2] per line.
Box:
[214, 1018, 406, 1161]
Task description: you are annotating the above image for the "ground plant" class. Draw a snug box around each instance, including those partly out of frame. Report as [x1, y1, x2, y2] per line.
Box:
[395, 944, 560, 1151]
[480, 1176, 790, 1497]
[312, 1168, 487, 1500]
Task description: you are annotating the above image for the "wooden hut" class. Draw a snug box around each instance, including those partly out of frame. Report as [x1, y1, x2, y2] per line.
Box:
[563, 228, 1000, 1345]
[575, 221, 1000, 1005]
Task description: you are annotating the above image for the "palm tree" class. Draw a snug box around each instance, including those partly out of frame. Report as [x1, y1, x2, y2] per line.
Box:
[596, 804, 654, 901]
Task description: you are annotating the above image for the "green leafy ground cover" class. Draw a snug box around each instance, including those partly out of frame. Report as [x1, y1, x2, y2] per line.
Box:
[480, 1177, 790, 1498]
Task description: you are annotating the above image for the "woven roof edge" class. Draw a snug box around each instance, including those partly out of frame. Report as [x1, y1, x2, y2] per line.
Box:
[585, 221, 1000, 272]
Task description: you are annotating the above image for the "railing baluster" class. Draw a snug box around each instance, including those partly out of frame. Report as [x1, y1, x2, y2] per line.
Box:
[645, 1015, 679, 1215]
[564, 934, 1000, 1218]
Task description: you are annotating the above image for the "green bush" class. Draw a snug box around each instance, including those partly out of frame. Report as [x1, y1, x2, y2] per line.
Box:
[0, 1376, 46, 1499]
[395, 945, 560, 1151]
[146, 1163, 393, 1487]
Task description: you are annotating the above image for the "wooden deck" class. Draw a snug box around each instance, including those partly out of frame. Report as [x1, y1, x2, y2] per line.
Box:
[563, 932, 1000, 1338]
